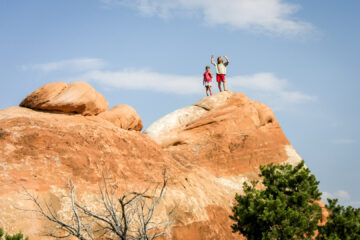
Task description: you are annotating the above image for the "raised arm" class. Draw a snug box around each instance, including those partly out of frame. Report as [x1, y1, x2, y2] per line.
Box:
[211, 55, 216, 66]
[224, 56, 230, 66]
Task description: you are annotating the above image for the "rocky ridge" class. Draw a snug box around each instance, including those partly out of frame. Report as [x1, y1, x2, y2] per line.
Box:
[0, 82, 302, 239]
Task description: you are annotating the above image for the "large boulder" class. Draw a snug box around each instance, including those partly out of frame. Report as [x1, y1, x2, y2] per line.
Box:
[143, 106, 207, 143]
[145, 91, 301, 176]
[20, 82, 109, 115]
[98, 104, 143, 131]
[144, 91, 234, 145]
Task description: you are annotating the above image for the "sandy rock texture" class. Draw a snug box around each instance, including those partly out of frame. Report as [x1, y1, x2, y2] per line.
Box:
[0, 86, 302, 239]
[145, 91, 300, 176]
[20, 82, 109, 115]
[98, 104, 143, 131]
[144, 91, 234, 144]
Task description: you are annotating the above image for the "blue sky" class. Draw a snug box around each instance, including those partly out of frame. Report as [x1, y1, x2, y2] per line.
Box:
[1, 0, 359, 206]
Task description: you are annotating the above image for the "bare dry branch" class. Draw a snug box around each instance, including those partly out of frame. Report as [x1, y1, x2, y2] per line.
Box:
[21, 169, 174, 240]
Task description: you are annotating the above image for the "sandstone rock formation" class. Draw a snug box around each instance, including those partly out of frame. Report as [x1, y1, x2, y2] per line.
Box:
[98, 104, 143, 131]
[144, 91, 234, 144]
[20, 82, 109, 115]
[0, 85, 302, 239]
[145, 91, 300, 176]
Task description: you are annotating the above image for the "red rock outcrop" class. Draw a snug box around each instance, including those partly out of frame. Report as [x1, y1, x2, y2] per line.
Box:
[0, 85, 302, 239]
[145, 91, 300, 176]
[20, 82, 109, 115]
[98, 104, 143, 131]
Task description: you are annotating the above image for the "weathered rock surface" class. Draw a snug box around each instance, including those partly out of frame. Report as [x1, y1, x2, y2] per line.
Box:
[98, 104, 143, 131]
[20, 82, 109, 115]
[193, 90, 233, 110]
[144, 91, 234, 145]
[145, 91, 300, 176]
[0, 88, 302, 239]
[0, 106, 176, 238]
[143, 106, 207, 144]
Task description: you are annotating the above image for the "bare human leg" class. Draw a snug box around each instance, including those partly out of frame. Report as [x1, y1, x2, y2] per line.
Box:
[218, 81, 222, 92]
[223, 80, 227, 91]
[209, 86, 213, 96]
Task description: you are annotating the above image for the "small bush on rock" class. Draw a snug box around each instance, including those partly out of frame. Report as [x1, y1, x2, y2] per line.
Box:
[0, 228, 29, 240]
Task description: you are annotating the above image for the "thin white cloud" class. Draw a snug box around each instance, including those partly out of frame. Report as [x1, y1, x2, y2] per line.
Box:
[322, 192, 332, 200]
[230, 73, 316, 103]
[24, 58, 315, 106]
[67, 69, 315, 104]
[102, 0, 313, 36]
[323, 190, 351, 201]
[70, 69, 202, 94]
[332, 138, 356, 145]
[323, 190, 360, 207]
[21, 58, 106, 73]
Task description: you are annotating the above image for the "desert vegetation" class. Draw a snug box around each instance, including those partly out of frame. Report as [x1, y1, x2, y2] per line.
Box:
[5, 161, 360, 240]
[0, 228, 29, 240]
[22, 171, 173, 240]
[317, 198, 360, 240]
[230, 161, 360, 240]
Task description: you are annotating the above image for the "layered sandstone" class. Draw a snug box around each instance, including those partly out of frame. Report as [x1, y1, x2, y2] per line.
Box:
[0, 84, 302, 239]
[145, 91, 299, 176]
[20, 82, 109, 115]
[98, 104, 143, 131]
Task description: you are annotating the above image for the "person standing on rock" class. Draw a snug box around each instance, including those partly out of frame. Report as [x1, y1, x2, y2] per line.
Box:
[203, 66, 213, 96]
[211, 55, 230, 92]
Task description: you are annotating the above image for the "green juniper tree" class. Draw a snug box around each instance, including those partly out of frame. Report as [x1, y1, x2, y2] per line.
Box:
[230, 160, 322, 240]
[0, 228, 29, 240]
[317, 198, 360, 240]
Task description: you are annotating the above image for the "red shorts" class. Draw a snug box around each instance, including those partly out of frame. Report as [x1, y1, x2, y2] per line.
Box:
[216, 74, 226, 82]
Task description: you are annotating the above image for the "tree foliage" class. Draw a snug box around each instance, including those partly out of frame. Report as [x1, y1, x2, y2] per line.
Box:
[230, 160, 322, 240]
[317, 198, 360, 240]
[0, 228, 29, 240]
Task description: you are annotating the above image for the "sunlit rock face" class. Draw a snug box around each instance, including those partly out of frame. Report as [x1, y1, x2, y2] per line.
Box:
[20, 82, 109, 116]
[0, 84, 301, 239]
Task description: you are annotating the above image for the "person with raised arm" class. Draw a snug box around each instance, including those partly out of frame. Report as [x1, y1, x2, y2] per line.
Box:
[211, 55, 230, 92]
